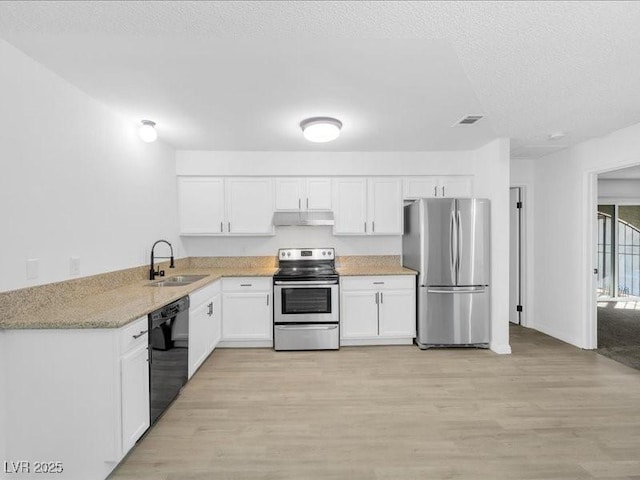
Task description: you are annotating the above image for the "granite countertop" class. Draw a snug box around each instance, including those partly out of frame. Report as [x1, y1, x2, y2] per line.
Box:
[1, 267, 276, 330]
[2, 259, 417, 331]
[337, 265, 417, 276]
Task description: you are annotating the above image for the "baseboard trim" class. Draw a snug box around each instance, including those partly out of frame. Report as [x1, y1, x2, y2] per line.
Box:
[340, 337, 414, 346]
[490, 343, 512, 354]
[218, 340, 273, 348]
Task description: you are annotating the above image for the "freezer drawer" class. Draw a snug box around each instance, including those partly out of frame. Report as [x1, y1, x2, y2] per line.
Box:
[274, 324, 339, 351]
[417, 286, 490, 348]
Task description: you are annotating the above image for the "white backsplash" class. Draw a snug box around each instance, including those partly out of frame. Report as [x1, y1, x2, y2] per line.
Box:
[181, 225, 402, 257]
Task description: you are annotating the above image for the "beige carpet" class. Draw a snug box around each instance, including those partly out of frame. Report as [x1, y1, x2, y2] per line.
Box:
[597, 299, 640, 370]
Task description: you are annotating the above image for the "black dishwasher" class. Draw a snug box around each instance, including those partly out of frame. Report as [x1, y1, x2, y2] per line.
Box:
[148, 296, 189, 425]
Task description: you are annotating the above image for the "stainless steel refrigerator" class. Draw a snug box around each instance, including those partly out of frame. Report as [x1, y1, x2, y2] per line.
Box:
[403, 198, 490, 348]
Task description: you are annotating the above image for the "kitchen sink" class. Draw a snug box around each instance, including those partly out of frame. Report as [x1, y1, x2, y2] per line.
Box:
[147, 275, 208, 287]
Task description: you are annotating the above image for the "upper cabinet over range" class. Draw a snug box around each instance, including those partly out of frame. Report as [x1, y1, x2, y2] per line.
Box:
[178, 177, 274, 235]
[274, 178, 332, 212]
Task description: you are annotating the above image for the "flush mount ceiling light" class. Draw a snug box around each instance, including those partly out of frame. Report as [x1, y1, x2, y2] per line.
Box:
[138, 120, 158, 143]
[300, 117, 342, 143]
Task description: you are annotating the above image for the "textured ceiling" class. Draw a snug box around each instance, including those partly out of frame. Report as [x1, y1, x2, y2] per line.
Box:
[1, 1, 639, 157]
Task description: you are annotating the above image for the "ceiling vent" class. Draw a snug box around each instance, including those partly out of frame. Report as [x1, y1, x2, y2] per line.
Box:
[454, 114, 484, 126]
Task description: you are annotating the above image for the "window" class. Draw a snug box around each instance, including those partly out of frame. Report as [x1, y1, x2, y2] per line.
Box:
[598, 205, 640, 298]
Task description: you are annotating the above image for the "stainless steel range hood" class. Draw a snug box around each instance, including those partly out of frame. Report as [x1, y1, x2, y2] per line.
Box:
[272, 211, 335, 227]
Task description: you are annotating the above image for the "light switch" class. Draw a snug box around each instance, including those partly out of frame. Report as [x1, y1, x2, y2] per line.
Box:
[26, 258, 39, 280]
[70, 257, 80, 276]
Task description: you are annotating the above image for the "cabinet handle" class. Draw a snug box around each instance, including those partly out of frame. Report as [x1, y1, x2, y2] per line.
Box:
[434, 186, 437, 197]
[228, 221, 231, 232]
[442, 186, 445, 197]
[306, 198, 309, 209]
[220, 222, 223, 233]
[364, 222, 367, 233]
[132, 330, 148, 339]
[240, 283, 252, 287]
[267, 294, 270, 306]
[207, 302, 213, 316]
[375, 292, 379, 304]
[380, 292, 384, 304]
[372, 221, 375, 233]
[298, 198, 301, 210]
[373, 281, 385, 285]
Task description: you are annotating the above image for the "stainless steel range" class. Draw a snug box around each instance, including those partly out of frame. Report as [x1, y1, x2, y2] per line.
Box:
[273, 248, 339, 351]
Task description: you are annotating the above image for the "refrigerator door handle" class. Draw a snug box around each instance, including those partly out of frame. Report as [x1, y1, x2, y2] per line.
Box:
[456, 208, 462, 282]
[450, 209, 457, 283]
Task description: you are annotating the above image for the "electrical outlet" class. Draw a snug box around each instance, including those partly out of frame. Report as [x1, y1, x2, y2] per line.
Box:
[26, 258, 39, 280]
[70, 257, 80, 276]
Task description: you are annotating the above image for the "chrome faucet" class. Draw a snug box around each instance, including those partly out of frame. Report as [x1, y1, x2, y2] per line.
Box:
[150, 240, 175, 280]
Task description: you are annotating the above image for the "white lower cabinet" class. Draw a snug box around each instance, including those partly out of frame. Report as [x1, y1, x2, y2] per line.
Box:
[188, 280, 222, 378]
[120, 317, 150, 453]
[340, 275, 416, 346]
[0, 316, 151, 480]
[220, 277, 273, 347]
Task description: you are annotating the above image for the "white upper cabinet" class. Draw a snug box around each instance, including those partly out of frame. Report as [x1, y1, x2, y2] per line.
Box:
[305, 178, 332, 210]
[368, 178, 403, 235]
[178, 177, 274, 236]
[274, 178, 303, 211]
[332, 178, 368, 234]
[226, 178, 274, 234]
[403, 176, 473, 199]
[274, 178, 332, 211]
[333, 178, 403, 235]
[178, 177, 225, 234]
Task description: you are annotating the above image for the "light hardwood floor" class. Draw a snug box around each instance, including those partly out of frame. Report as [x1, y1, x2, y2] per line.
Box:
[109, 325, 640, 480]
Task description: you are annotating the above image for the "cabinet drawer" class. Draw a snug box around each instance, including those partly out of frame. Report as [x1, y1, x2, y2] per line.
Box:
[120, 316, 149, 353]
[341, 275, 415, 291]
[222, 277, 272, 291]
[190, 280, 221, 308]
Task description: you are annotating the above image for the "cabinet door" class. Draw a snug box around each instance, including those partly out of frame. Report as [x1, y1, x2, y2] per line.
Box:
[121, 342, 150, 453]
[340, 290, 379, 338]
[178, 177, 225, 234]
[226, 178, 274, 234]
[440, 177, 473, 198]
[275, 178, 303, 211]
[202, 292, 222, 353]
[188, 300, 210, 378]
[403, 177, 439, 199]
[212, 292, 222, 348]
[332, 178, 367, 235]
[222, 291, 272, 340]
[378, 289, 416, 337]
[368, 178, 403, 235]
[305, 178, 332, 210]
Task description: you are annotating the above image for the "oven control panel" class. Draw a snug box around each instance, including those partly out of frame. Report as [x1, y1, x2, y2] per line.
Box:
[278, 248, 335, 260]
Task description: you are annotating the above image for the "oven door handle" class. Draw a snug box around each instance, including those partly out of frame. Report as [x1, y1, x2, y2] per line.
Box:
[275, 325, 338, 330]
[274, 280, 338, 286]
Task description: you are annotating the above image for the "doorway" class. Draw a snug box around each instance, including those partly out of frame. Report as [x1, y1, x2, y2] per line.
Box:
[594, 169, 640, 370]
[509, 187, 523, 325]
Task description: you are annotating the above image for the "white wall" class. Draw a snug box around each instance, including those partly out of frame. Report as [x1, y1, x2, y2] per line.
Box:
[598, 179, 640, 203]
[473, 138, 512, 354]
[177, 150, 475, 256]
[0, 39, 180, 292]
[530, 122, 640, 348]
